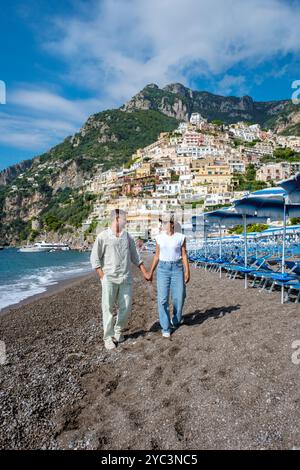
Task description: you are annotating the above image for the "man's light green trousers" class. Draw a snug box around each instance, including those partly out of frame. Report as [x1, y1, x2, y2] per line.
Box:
[101, 275, 133, 341]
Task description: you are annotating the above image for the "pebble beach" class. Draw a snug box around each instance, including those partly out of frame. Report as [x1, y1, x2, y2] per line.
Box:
[0, 257, 299, 450]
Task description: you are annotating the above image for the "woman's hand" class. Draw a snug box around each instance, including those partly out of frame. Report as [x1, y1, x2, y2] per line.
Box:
[184, 271, 190, 284]
[96, 267, 105, 280]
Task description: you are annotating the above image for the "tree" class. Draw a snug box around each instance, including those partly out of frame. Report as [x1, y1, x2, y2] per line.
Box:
[212, 119, 224, 126]
[233, 164, 267, 191]
[43, 214, 62, 231]
[228, 223, 268, 234]
[273, 147, 300, 162]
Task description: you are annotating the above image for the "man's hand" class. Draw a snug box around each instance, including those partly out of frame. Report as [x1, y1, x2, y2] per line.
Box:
[139, 263, 152, 281]
[184, 271, 190, 284]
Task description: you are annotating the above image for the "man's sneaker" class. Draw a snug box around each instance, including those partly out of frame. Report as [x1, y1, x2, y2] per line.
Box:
[162, 331, 171, 338]
[104, 338, 116, 350]
[114, 333, 125, 343]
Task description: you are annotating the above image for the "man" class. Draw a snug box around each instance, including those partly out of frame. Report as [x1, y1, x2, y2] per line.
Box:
[90, 209, 149, 350]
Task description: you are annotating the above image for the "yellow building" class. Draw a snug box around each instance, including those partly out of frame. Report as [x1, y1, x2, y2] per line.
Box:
[135, 162, 153, 178]
[193, 158, 232, 191]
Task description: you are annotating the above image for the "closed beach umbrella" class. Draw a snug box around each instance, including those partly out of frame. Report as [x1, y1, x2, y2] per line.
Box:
[200, 209, 267, 285]
[234, 192, 300, 303]
[189, 217, 211, 270]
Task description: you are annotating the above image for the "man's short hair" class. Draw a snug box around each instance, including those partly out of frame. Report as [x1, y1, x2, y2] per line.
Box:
[110, 208, 127, 221]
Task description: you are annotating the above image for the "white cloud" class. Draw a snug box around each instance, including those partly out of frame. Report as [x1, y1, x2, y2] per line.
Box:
[0, 87, 103, 152]
[9, 88, 102, 123]
[43, 0, 300, 101]
[2, 0, 300, 158]
[215, 75, 249, 97]
[0, 109, 76, 150]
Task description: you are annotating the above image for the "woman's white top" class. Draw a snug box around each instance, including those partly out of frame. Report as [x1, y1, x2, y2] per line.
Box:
[155, 231, 186, 262]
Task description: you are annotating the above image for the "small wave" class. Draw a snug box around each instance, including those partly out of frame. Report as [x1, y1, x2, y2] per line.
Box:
[0, 261, 92, 311]
[0, 284, 47, 310]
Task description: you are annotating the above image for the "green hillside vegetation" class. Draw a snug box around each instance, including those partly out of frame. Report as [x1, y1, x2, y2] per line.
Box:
[41, 188, 97, 231]
[280, 123, 300, 136]
[261, 147, 300, 163]
[263, 101, 300, 132]
[228, 223, 269, 234]
[233, 164, 268, 191]
[38, 109, 178, 173]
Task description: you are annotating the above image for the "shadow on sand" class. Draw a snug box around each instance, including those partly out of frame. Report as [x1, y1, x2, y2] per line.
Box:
[146, 304, 241, 334]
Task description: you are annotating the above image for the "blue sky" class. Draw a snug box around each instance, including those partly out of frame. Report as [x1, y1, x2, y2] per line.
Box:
[1, 0, 300, 170]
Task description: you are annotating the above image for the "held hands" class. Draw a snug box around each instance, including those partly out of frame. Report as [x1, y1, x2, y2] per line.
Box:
[144, 271, 153, 282]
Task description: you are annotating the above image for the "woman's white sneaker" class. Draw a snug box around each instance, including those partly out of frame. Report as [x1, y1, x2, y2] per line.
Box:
[162, 331, 171, 338]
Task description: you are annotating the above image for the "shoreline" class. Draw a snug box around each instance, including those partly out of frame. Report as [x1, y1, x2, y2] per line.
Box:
[0, 252, 151, 317]
[0, 271, 95, 317]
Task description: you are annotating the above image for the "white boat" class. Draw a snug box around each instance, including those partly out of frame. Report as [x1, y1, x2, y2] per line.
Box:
[19, 241, 70, 253]
[42, 242, 70, 251]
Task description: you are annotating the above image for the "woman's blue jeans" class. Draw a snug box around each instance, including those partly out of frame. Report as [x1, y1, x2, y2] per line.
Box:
[156, 260, 185, 334]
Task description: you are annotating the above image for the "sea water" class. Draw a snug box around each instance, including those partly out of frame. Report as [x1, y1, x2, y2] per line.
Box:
[0, 248, 92, 311]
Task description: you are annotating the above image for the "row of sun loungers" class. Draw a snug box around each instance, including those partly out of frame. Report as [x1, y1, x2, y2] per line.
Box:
[188, 251, 300, 303]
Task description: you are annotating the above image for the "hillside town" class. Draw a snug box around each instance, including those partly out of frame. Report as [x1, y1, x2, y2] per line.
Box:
[79, 113, 300, 240]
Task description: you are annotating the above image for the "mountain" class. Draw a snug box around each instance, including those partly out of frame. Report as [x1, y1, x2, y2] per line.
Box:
[122, 83, 300, 131]
[0, 82, 300, 245]
[0, 159, 33, 186]
[0, 109, 178, 245]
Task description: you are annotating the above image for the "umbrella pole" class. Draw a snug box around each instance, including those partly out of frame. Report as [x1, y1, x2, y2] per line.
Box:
[255, 235, 258, 259]
[219, 222, 222, 279]
[243, 214, 248, 289]
[281, 201, 287, 304]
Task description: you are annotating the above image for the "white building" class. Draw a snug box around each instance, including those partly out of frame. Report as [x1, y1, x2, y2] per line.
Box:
[205, 193, 232, 207]
[227, 156, 246, 174]
[229, 122, 261, 142]
[190, 113, 207, 125]
[176, 145, 225, 158]
[154, 182, 181, 197]
[178, 122, 189, 132]
[257, 162, 300, 182]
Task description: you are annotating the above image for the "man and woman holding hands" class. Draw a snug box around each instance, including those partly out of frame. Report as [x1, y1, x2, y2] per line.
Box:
[90, 209, 190, 350]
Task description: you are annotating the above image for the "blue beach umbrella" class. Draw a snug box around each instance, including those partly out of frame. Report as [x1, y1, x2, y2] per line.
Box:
[248, 187, 287, 198]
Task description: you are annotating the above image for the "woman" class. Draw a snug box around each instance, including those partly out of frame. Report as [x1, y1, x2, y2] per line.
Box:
[147, 215, 190, 338]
